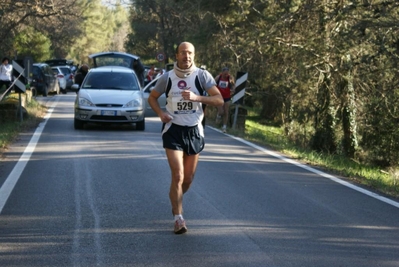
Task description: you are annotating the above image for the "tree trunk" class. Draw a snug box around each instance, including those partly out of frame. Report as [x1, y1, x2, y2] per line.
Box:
[341, 55, 358, 158]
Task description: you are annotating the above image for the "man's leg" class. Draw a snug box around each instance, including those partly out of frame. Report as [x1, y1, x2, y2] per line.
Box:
[165, 148, 185, 216]
[222, 101, 230, 132]
[166, 148, 198, 234]
[165, 149, 200, 213]
[0, 81, 5, 94]
[182, 153, 200, 193]
[222, 101, 230, 126]
[5, 81, 11, 95]
[216, 105, 224, 123]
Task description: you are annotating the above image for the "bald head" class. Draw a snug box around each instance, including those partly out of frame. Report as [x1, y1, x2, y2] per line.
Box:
[176, 42, 195, 69]
[176, 42, 195, 54]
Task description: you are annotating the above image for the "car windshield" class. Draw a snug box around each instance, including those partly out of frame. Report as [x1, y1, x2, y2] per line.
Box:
[81, 72, 140, 90]
[59, 67, 71, 75]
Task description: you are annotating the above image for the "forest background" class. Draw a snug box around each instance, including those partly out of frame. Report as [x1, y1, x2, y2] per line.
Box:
[0, 0, 398, 189]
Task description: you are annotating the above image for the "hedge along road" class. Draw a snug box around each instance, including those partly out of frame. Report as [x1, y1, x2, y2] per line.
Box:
[0, 94, 398, 267]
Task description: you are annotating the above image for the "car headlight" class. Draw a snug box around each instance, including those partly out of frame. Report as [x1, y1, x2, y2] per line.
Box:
[78, 97, 95, 107]
[124, 98, 143, 108]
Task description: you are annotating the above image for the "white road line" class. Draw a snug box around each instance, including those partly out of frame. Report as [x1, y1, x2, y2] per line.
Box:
[0, 97, 59, 214]
[210, 126, 399, 209]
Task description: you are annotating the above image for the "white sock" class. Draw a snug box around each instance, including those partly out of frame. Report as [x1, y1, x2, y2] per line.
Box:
[174, 215, 183, 221]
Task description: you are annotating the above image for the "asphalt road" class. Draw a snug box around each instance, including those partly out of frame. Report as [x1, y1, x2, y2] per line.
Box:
[0, 94, 398, 267]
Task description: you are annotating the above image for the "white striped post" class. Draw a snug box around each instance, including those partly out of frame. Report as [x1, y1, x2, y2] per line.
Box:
[232, 71, 248, 129]
[12, 61, 26, 93]
[12, 60, 27, 122]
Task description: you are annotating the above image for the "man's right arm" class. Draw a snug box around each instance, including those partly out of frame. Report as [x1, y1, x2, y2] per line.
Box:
[148, 73, 173, 123]
[148, 90, 163, 117]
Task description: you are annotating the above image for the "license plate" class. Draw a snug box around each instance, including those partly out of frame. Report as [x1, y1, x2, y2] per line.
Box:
[101, 110, 117, 116]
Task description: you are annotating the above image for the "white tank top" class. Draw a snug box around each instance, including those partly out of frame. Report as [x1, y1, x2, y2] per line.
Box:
[162, 68, 205, 136]
[165, 69, 204, 127]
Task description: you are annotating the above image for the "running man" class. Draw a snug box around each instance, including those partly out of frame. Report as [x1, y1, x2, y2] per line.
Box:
[148, 42, 223, 234]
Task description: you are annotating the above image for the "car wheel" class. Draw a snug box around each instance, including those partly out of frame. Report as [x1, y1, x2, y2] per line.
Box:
[136, 119, 145, 131]
[74, 118, 85, 129]
[43, 85, 48, 97]
[31, 88, 37, 98]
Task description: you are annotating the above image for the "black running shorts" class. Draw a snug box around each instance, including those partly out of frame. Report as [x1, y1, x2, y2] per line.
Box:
[162, 123, 205, 155]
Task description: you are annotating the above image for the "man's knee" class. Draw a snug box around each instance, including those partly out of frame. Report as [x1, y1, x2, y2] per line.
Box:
[182, 181, 192, 194]
[182, 174, 195, 193]
[171, 171, 184, 185]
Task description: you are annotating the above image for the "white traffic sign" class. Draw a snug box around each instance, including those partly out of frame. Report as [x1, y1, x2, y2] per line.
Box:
[156, 53, 165, 62]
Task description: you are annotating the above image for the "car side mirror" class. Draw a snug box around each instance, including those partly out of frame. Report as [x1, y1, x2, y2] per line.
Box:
[71, 84, 80, 91]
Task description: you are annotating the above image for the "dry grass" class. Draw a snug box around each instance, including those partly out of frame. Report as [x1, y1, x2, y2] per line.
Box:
[0, 96, 47, 155]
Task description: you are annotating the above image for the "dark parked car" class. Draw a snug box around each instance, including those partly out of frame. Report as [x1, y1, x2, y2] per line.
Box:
[32, 63, 60, 96]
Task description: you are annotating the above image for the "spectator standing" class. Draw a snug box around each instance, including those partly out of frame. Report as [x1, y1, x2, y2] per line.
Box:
[0, 57, 13, 95]
[133, 59, 145, 87]
[74, 64, 89, 86]
[147, 64, 155, 81]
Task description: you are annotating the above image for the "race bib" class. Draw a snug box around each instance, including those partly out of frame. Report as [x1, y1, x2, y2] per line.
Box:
[218, 81, 229, 89]
[171, 96, 199, 114]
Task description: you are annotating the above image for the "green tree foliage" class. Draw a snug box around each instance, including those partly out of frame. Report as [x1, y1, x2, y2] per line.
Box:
[0, 0, 129, 64]
[126, 0, 186, 62]
[0, 0, 83, 58]
[109, 1, 130, 52]
[69, 0, 117, 64]
[126, 0, 399, 168]
[126, 0, 231, 64]
[14, 28, 52, 62]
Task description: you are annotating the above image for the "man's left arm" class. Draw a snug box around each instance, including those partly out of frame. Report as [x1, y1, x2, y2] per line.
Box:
[182, 70, 224, 107]
[197, 69, 223, 106]
[202, 86, 224, 107]
[181, 70, 223, 106]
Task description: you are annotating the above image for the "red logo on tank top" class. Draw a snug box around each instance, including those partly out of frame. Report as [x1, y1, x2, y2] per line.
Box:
[178, 80, 187, 89]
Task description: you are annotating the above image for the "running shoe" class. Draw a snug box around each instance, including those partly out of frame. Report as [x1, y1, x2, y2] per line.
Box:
[174, 218, 188, 234]
[222, 126, 227, 133]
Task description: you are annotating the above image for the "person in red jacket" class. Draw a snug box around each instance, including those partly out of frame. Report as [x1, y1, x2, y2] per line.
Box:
[215, 67, 235, 132]
[147, 64, 155, 81]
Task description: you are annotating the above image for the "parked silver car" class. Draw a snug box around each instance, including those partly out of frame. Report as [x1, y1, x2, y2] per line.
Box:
[45, 59, 75, 89]
[56, 65, 74, 89]
[71, 66, 145, 130]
